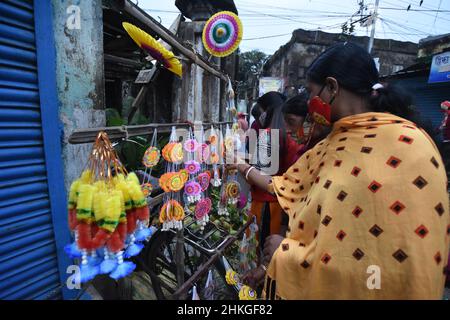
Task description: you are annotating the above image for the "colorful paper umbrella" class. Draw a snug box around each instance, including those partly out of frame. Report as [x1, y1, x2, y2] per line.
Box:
[202, 11, 243, 57]
[122, 22, 182, 77]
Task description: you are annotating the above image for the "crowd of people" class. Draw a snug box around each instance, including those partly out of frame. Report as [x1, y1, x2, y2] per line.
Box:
[231, 42, 450, 300]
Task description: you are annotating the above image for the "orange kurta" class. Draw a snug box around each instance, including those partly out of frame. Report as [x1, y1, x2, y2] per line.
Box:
[264, 112, 449, 299]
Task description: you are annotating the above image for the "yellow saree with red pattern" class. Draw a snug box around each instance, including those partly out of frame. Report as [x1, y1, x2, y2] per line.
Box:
[264, 112, 449, 299]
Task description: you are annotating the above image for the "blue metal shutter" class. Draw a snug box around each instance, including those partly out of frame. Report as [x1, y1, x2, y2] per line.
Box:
[393, 76, 450, 137]
[0, 0, 62, 300]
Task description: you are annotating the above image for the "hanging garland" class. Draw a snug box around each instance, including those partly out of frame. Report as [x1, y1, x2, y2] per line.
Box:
[65, 132, 154, 283]
[159, 127, 185, 231]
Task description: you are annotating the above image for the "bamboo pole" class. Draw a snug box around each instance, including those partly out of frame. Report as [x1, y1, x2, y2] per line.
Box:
[68, 122, 233, 144]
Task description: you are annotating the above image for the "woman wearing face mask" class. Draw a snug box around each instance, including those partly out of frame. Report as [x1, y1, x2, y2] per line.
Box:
[246, 92, 305, 249]
[282, 92, 331, 149]
[233, 43, 449, 299]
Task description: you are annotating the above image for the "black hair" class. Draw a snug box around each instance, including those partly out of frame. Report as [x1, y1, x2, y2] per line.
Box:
[255, 91, 289, 156]
[306, 42, 438, 142]
[307, 42, 412, 118]
[251, 104, 262, 120]
[282, 92, 309, 118]
[256, 91, 287, 128]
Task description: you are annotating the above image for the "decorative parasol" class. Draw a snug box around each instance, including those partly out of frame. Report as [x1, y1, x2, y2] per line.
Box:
[122, 22, 182, 77]
[202, 11, 243, 57]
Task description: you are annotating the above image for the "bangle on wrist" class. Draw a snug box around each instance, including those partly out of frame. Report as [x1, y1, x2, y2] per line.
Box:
[245, 166, 256, 181]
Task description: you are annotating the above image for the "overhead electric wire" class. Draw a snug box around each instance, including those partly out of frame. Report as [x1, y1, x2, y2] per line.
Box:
[379, 7, 450, 12]
[382, 0, 450, 21]
[432, 0, 443, 33]
[243, 32, 293, 40]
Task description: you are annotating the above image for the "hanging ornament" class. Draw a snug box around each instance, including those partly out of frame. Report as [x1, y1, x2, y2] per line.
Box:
[184, 180, 202, 203]
[141, 128, 159, 198]
[194, 198, 212, 230]
[209, 133, 218, 146]
[225, 181, 240, 205]
[170, 143, 184, 164]
[142, 146, 160, 168]
[65, 132, 155, 283]
[202, 11, 243, 57]
[198, 143, 210, 163]
[159, 199, 184, 230]
[197, 172, 211, 192]
[162, 142, 174, 162]
[179, 169, 189, 184]
[210, 152, 220, 165]
[184, 138, 199, 153]
[122, 22, 182, 77]
[168, 172, 185, 192]
[185, 160, 201, 175]
[141, 183, 153, 197]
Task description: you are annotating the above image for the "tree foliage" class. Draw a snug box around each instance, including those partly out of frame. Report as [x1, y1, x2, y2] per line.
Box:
[236, 49, 269, 98]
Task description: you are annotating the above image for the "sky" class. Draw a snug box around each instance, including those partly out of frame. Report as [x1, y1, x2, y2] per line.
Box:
[137, 0, 450, 54]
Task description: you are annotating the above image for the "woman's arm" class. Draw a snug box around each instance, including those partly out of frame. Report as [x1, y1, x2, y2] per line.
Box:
[236, 163, 273, 193]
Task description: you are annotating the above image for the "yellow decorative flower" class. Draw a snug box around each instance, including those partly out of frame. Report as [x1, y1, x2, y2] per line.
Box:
[123, 22, 182, 77]
[225, 270, 239, 286]
[239, 285, 257, 300]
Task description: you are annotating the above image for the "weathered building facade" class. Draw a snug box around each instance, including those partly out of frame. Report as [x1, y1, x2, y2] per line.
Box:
[263, 29, 418, 90]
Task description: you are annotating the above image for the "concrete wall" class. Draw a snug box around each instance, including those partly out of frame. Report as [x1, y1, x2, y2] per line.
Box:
[263, 29, 418, 89]
[51, 0, 105, 192]
[172, 21, 222, 122]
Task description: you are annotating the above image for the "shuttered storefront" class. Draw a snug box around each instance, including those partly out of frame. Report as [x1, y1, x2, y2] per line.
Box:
[392, 75, 450, 138]
[0, 0, 68, 299]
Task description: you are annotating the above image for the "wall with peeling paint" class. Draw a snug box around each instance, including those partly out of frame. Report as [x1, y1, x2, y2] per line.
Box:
[51, 0, 105, 192]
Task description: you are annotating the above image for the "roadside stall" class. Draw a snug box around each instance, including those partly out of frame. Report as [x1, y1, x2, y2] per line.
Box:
[64, 9, 259, 300]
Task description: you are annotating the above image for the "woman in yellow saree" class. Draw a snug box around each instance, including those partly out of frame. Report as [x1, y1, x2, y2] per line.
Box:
[235, 43, 449, 299]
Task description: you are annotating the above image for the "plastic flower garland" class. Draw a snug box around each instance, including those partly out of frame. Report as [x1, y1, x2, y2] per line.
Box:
[65, 132, 154, 283]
